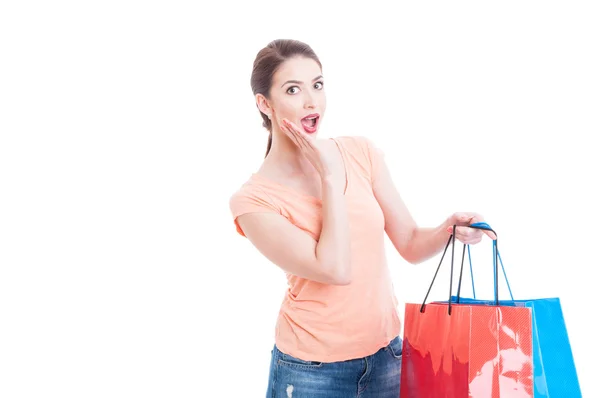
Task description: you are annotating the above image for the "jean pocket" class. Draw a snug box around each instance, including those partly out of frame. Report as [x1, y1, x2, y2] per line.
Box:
[276, 349, 323, 369]
[385, 336, 403, 359]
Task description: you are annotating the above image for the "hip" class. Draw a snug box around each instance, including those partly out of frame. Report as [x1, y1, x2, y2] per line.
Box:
[265, 335, 403, 398]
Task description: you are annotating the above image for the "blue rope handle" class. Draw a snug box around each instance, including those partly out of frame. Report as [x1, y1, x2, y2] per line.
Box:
[467, 222, 514, 301]
[467, 245, 476, 299]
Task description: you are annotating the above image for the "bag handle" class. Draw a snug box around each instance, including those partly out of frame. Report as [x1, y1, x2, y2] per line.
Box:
[419, 222, 513, 315]
[462, 222, 514, 303]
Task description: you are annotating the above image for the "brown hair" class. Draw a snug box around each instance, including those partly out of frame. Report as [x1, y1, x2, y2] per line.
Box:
[250, 39, 322, 157]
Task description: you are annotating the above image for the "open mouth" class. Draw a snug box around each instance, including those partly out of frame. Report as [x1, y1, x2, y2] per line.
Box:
[300, 114, 320, 134]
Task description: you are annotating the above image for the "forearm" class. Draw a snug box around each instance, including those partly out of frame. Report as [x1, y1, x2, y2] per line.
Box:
[403, 217, 453, 264]
[315, 178, 352, 284]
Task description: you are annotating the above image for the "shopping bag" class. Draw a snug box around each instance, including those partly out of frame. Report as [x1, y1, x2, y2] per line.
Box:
[399, 223, 581, 398]
[445, 296, 580, 397]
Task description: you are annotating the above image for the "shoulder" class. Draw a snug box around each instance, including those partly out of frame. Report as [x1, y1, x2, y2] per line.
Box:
[332, 134, 372, 148]
[229, 176, 280, 216]
[331, 135, 384, 176]
[332, 135, 381, 156]
[229, 176, 281, 236]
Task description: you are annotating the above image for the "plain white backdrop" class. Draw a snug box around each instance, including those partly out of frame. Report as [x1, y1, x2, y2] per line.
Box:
[1, 1, 598, 397]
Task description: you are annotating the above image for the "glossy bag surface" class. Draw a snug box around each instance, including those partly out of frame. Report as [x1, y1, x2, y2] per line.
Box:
[400, 301, 534, 398]
[399, 223, 581, 397]
[447, 296, 581, 397]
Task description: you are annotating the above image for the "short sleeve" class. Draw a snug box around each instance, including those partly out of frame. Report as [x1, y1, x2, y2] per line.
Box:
[229, 185, 280, 237]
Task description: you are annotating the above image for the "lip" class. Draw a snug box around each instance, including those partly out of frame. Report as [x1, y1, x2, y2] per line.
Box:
[302, 113, 320, 120]
[300, 113, 320, 134]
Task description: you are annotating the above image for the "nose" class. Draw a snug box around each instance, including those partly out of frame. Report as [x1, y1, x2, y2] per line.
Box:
[303, 91, 316, 109]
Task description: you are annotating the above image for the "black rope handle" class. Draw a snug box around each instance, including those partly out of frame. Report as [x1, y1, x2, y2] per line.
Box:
[419, 223, 498, 315]
[419, 231, 455, 315]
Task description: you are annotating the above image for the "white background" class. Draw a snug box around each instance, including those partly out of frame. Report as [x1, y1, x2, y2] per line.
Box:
[1, 1, 598, 397]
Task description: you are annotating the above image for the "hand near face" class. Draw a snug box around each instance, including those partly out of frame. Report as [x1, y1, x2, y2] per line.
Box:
[280, 118, 344, 187]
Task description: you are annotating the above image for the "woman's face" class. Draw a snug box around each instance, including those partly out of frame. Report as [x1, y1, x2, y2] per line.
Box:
[259, 56, 326, 137]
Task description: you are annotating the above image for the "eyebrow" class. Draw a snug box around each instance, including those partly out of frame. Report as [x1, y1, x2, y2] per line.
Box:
[281, 75, 324, 88]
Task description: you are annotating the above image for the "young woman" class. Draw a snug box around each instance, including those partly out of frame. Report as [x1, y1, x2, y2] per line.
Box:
[229, 39, 494, 398]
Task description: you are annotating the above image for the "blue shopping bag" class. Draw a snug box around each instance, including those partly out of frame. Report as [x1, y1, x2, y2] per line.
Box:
[435, 222, 581, 397]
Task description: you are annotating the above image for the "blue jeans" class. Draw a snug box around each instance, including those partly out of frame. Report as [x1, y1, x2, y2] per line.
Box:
[266, 336, 402, 397]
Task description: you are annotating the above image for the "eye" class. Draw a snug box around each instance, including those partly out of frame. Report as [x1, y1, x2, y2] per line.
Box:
[314, 81, 324, 89]
[287, 86, 300, 94]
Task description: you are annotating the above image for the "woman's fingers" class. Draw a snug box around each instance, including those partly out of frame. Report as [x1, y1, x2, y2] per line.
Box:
[281, 120, 299, 140]
[281, 121, 303, 148]
[483, 229, 497, 240]
[450, 224, 498, 245]
[454, 227, 484, 245]
[448, 213, 497, 241]
[283, 119, 311, 139]
[462, 214, 497, 240]
[282, 119, 315, 151]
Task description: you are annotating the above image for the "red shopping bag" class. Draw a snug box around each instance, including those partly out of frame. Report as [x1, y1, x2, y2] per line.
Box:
[400, 302, 533, 397]
[400, 224, 535, 398]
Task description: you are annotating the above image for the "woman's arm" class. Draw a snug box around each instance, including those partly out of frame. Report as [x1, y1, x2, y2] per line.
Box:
[236, 177, 352, 285]
[371, 146, 493, 264]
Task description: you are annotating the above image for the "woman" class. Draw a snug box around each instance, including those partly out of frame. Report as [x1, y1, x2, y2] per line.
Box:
[229, 39, 494, 398]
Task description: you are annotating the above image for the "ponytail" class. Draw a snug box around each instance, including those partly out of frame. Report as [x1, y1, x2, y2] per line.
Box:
[265, 133, 272, 157]
[260, 109, 273, 158]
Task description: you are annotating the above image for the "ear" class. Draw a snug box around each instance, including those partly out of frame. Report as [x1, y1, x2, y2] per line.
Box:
[256, 93, 272, 118]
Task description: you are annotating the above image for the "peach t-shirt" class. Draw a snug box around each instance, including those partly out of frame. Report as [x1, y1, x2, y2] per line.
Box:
[229, 135, 401, 363]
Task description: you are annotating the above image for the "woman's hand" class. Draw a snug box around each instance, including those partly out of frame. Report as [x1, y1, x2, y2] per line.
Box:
[446, 212, 497, 244]
[280, 118, 344, 185]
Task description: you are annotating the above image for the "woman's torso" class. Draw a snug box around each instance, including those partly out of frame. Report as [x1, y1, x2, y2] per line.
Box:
[231, 136, 401, 363]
